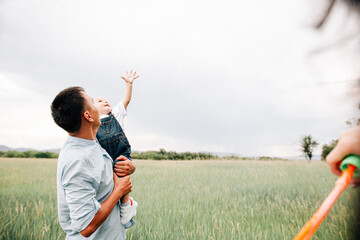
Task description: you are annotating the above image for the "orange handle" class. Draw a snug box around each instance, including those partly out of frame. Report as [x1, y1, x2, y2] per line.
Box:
[293, 165, 355, 240]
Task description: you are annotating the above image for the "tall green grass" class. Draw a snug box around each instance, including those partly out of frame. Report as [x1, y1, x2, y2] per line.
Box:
[1, 158, 359, 239]
[0, 158, 63, 239]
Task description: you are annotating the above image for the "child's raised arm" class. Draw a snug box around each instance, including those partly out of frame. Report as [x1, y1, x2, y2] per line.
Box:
[121, 70, 139, 110]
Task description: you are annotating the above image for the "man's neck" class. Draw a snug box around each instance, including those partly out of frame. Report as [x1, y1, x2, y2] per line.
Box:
[69, 126, 98, 140]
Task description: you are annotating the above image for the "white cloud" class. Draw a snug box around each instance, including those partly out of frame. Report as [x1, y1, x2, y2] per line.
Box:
[0, 71, 66, 149]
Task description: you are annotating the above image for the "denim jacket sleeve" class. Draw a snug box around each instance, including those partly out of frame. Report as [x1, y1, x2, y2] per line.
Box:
[61, 157, 102, 232]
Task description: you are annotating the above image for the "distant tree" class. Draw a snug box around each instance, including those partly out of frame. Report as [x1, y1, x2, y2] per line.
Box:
[34, 151, 54, 158]
[301, 135, 319, 162]
[321, 139, 338, 161]
[6, 151, 15, 158]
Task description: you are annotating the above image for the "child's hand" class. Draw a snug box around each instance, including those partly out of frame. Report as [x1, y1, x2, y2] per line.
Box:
[121, 70, 139, 84]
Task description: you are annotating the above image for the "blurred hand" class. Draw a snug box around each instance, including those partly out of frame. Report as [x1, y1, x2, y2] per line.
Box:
[351, 178, 360, 188]
[326, 126, 360, 186]
[121, 70, 139, 84]
[114, 155, 136, 177]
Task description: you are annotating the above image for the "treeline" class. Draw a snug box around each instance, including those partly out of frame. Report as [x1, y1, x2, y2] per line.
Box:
[131, 149, 287, 161]
[0, 148, 287, 161]
[0, 151, 59, 159]
[131, 148, 216, 160]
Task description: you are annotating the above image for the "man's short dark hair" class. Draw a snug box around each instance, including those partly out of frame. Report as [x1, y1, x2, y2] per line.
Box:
[51, 86, 86, 133]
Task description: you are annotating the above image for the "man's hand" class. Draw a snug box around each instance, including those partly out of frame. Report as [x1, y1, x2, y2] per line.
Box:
[113, 172, 132, 198]
[121, 70, 139, 84]
[114, 155, 136, 177]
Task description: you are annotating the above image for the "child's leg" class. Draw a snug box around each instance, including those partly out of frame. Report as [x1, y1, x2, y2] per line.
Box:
[120, 193, 138, 225]
[113, 154, 131, 205]
[121, 193, 130, 204]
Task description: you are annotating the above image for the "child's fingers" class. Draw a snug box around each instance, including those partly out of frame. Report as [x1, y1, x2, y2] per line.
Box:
[133, 71, 136, 76]
[134, 76, 139, 80]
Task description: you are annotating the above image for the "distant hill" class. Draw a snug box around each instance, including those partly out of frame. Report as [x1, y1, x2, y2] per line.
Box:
[0, 145, 12, 152]
[0, 145, 61, 153]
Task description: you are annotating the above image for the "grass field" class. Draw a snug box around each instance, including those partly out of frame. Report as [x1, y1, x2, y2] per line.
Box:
[0, 158, 359, 240]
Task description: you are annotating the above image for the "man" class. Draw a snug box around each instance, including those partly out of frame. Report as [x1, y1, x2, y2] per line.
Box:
[51, 86, 135, 239]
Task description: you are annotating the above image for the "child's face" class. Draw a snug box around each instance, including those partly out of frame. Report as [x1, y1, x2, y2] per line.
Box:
[93, 98, 112, 115]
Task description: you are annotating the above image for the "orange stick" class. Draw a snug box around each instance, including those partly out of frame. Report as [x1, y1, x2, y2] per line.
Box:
[293, 165, 356, 240]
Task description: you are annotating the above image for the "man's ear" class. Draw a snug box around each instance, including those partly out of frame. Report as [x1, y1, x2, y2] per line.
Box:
[83, 111, 94, 122]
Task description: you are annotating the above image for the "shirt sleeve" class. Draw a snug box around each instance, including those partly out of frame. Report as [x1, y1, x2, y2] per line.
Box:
[61, 157, 102, 233]
[112, 100, 127, 129]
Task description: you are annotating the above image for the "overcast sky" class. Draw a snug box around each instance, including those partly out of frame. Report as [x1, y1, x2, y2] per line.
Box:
[1, 0, 359, 157]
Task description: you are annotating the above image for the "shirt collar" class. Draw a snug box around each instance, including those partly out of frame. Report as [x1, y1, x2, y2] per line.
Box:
[67, 136, 97, 145]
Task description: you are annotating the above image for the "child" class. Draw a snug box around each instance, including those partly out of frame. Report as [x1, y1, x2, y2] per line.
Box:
[94, 70, 139, 228]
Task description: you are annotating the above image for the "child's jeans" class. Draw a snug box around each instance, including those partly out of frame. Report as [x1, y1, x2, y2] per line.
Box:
[96, 113, 132, 165]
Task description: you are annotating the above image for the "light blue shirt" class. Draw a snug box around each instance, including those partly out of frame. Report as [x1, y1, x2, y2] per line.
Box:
[57, 136, 126, 240]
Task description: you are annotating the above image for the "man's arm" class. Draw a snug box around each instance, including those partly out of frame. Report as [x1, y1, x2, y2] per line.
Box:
[80, 174, 132, 237]
[61, 157, 132, 237]
[121, 70, 139, 110]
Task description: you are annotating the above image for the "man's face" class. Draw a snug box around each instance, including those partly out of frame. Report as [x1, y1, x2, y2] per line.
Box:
[94, 98, 112, 115]
[82, 92, 101, 127]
